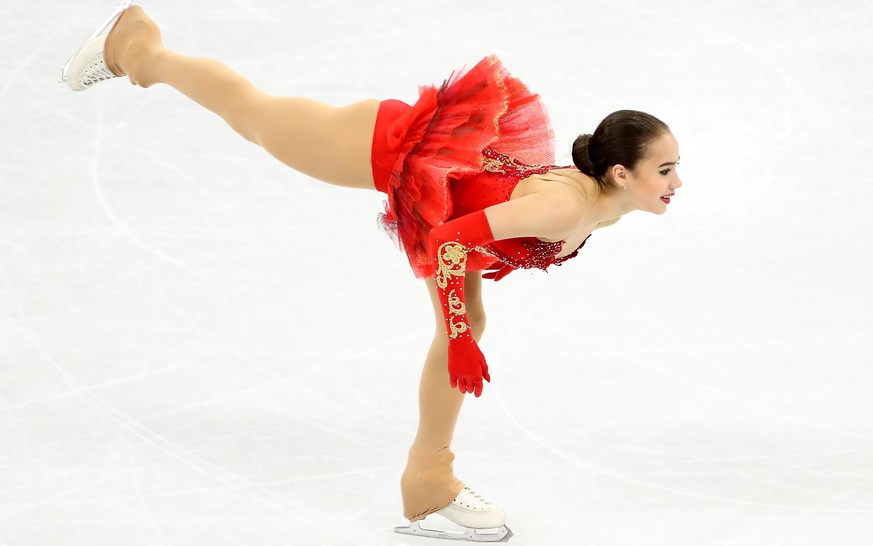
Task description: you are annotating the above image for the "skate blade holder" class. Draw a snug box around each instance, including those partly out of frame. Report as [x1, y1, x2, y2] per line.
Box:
[394, 520, 513, 542]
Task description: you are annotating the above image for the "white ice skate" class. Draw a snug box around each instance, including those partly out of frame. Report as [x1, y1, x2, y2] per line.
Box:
[59, 0, 132, 91]
[394, 486, 512, 542]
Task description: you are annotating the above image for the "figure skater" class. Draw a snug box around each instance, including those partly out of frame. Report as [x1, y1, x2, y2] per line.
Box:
[61, 2, 682, 541]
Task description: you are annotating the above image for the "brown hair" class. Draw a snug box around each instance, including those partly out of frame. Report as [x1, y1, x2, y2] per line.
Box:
[572, 110, 670, 190]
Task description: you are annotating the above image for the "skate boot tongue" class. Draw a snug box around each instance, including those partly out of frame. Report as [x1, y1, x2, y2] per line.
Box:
[436, 486, 507, 530]
[455, 487, 493, 511]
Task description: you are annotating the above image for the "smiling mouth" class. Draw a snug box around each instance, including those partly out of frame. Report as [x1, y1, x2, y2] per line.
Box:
[660, 193, 674, 204]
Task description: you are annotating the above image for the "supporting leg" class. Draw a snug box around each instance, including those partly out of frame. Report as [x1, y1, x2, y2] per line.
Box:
[401, 274, 486, 522]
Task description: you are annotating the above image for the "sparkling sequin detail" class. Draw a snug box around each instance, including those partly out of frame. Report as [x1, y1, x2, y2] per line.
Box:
[465, 149, 590, 272]
[435, 241, 468, 290]
[446, 290, 468, 339]
[435, 241, 472, 339]
[482, 153, 531, 175]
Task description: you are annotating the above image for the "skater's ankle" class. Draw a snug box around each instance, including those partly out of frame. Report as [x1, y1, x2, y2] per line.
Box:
[128, 46, 167, 88]
[104, 7, 164, 86]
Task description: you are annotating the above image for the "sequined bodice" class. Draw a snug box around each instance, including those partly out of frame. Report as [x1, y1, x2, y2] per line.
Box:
[448, 149, 590, 272]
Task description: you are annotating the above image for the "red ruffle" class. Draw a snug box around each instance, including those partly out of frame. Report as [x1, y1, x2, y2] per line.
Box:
[377, 55, 555, 278]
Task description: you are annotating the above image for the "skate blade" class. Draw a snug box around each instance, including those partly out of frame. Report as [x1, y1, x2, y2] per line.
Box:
[60, 0, 133, 83]
[394, 521, 513, 542]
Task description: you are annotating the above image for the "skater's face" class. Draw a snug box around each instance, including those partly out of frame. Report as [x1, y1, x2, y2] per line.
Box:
[615, 132, 682, 214]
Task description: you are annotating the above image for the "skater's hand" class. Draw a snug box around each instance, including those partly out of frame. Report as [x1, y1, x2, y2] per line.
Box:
[447, 337, 490, 397]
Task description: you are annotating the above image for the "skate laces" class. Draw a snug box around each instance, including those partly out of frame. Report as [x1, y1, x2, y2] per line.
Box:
[454, 486, 494, 511]
[60, 0, 131, 89]
[78, 53, 119, 88]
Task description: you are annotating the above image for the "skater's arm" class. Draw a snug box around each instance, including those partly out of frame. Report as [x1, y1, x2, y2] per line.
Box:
[428, 211, 495, 397]
[427, 191, 585, 395]
[483, 190, 584, 243]
[479, 190, 584, 282]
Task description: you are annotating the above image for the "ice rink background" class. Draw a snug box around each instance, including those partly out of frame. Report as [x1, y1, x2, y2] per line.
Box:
[1, 0, 872, 544]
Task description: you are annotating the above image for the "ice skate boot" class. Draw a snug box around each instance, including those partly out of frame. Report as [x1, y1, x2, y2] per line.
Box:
[394, 486, 512, 542]
[59, 0, 132, 91]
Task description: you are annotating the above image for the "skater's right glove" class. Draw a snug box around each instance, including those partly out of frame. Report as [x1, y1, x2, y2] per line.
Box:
[428, 210, 495, 397]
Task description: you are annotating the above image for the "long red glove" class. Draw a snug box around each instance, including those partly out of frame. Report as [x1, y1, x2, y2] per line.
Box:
[428, 210, 495, 397]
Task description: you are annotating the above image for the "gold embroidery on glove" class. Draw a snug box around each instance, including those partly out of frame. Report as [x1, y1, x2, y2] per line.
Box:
[449, 318, 469, 339]
[435, 242, 468, 289]
[447, 289, 466, 316]
[447, 290, 469, 339]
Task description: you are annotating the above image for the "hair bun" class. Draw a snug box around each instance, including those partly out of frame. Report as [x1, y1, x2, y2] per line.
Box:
[572, 133, 596, 176]
[571, 110, 670, 191]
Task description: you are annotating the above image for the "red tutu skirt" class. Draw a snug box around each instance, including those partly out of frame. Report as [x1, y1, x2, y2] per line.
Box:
[371, 55, 556, 278]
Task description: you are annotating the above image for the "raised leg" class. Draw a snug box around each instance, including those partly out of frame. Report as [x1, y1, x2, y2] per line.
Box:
[105, 6, 379, 190]
[401, 273, 486, 522]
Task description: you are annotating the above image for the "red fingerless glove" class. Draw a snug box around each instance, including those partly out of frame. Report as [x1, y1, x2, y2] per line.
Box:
[429, 210, 496, 397]
[482, 263, 516, 281]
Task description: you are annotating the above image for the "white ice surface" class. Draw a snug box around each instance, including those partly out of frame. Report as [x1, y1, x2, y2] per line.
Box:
[1, 1, 872, 545]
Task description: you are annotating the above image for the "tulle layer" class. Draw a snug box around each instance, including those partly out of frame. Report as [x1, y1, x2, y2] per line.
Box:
[376, 55, 555, 278]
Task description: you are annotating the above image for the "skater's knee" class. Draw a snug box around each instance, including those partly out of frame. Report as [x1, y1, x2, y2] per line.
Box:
[467, 308, 486, 341]
[431, 308, 485, 341]
[426, 276, 486, 341]
[222, 87, 270, 144]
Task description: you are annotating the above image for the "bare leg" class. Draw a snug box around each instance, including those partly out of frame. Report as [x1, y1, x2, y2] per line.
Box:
[401, 273, 486, 522]
[104, 6, 379, 190]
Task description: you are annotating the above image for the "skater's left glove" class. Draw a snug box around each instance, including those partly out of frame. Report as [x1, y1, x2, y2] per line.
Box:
[482, 263, 516, 281]
[428, 210, 495, 397]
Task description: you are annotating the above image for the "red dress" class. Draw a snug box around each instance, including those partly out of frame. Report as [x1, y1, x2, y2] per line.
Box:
[370, 55, 589, 279]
